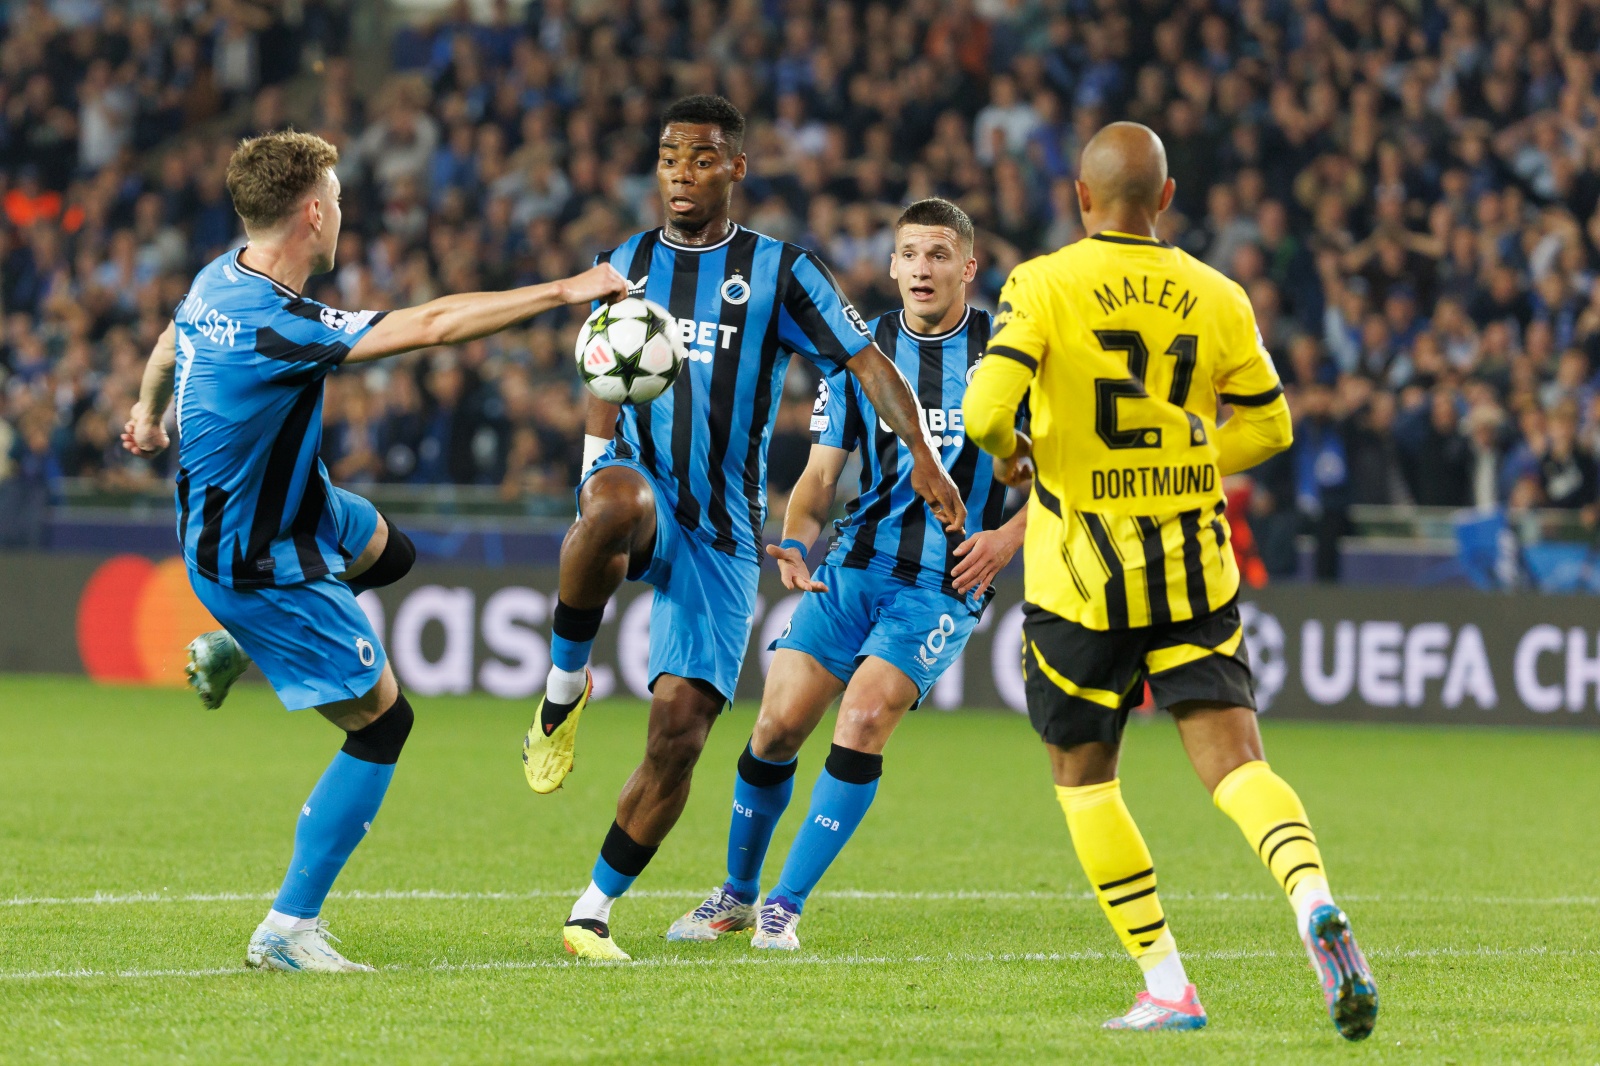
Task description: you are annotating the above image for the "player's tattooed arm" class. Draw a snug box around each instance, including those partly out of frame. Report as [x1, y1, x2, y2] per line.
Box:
[765, 444, 849, 593]
[347, 263, 630, 363]
[845, 345, 966, 532]
[122, 320, 177, 458]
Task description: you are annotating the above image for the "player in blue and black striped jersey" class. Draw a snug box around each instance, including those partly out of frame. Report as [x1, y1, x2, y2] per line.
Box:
[521, 97, 968, 961]
[120, 130, 629, 972]
[665, 199, 1030, 951]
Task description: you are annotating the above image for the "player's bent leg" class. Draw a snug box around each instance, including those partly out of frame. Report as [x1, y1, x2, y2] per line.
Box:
[526, 466, 658, 794]
[343, 515, 416, 592]
[668, 651, 843, 943]
[754, 658, 914, 951]
[1174, 701, 1378, 1041]
[566, 675, 721, 960]
[1047, 740, 1205, 1029]
[249, 665, 412, 974]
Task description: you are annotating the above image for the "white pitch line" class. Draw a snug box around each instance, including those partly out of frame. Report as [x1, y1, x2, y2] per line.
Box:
[3, 888, 1598, 908]
[0, 945, 1590, 984]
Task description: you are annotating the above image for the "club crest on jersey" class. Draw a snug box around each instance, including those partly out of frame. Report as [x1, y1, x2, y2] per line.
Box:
[966, 358, 982, 385]
[720, 273, 750, 305]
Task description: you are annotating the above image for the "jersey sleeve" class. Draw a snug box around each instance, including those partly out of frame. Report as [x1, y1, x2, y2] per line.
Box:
[1212, 285, 1284, 407]
[1212, 284, 1293, 475]
[253, 298, 388, 385]
[988, 263, 1050, 372]
[808, 368, 858, 449]
[778, 252, 873, 369]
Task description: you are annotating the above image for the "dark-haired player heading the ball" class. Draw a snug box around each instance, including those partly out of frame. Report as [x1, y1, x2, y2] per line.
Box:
[520, 96, 966, 961]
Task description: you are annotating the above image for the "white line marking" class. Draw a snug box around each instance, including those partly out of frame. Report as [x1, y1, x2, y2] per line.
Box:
[0, 945, 1589, 984]
[4, 888, 1597, 908]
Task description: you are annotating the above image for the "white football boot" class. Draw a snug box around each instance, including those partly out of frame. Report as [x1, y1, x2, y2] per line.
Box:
[185, 630, 251, 709]
[246, 919, 375, 973]
[749, 899, 802, 951]
[665, 886, 757, 942]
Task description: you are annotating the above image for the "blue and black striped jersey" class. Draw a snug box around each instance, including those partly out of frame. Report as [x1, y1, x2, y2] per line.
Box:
[814, 307, 1012, 612]
[171, 249, 387, 589]
[597, 225, 873, 562]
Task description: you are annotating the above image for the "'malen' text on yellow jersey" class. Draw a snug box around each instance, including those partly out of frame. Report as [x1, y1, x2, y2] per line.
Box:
[963, 231, 1292, 630]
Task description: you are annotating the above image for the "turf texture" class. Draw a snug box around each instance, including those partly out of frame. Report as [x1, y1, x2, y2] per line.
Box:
[1, 675, 1597, 1064]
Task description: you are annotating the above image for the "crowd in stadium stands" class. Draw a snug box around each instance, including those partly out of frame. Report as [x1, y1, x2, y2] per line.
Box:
[6, 1, 1600, 579]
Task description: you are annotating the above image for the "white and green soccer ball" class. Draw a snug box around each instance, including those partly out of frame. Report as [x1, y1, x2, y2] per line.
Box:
[574, 297, 687, 404]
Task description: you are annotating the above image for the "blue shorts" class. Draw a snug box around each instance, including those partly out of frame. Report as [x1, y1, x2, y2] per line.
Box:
[328, 485, 380, 573]
[190, 570, 386, 711]
[582, 456, 759, 704]
[771, 563, 979, 704]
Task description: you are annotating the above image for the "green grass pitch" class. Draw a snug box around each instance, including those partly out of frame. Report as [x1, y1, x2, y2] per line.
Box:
[2, 675, 1598, 1064]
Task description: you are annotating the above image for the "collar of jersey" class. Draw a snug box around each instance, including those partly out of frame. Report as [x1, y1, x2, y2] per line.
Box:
[658, 223, 741, 253]
[1090, 230, 1172, 248]
[897, 306, 970, 343]
[232, 248, 302, 298]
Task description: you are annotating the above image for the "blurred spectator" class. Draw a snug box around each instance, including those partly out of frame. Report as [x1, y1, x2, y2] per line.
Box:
[10, 0, 1600, 576]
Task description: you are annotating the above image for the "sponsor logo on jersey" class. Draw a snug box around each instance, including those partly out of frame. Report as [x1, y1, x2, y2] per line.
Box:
[675, 319, 740, 362]
[627, 274, 649, 296]
[843, 304, 870, 337]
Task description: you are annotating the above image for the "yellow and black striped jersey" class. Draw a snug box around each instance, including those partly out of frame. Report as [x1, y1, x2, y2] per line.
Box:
[964, 231, 1291, 631]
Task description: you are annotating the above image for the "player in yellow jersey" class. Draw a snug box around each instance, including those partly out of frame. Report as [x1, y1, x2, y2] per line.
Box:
[964, 122, 1377, 1040]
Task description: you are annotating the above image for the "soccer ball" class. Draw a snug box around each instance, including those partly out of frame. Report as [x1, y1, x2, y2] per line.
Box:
[574, 298, 687, 405]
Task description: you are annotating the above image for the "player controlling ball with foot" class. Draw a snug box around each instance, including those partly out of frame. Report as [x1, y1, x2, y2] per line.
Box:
[666, 197, 1028, 951]
[964, 121, 1379, 1039]
[519, 95, 966, 961]
[122, 130, 628, 973]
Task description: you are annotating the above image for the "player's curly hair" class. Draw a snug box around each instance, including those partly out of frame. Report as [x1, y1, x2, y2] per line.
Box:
[896, 198, 976, 255]
[225, 130, 339, 231]
[660, 94, 745, 153]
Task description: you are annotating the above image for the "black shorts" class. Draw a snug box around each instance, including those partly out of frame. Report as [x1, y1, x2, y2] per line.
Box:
[1022, 598, 1256, 749]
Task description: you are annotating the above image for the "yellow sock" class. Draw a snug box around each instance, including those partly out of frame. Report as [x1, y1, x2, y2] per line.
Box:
[1056, 780, 1181, 981]
[1212, 760, 1333, 918]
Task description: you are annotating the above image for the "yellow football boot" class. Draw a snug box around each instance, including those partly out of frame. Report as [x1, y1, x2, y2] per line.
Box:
[522, 670, 592, 794]
[563, 919, 631, 961]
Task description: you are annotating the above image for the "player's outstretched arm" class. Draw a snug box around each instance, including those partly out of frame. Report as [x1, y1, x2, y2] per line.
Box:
[122, 321, 178, 458]
[347, 263, 630, 364]
[764, 444, 849, 593]
[845, 345, 965, 532]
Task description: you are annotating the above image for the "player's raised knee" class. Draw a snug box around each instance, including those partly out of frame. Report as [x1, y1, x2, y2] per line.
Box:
[577, 468, 653, 540]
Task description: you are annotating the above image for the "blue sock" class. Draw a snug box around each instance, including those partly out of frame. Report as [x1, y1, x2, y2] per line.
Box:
[590, 820, 659, 898]
[272, 752, 396, 919]
[725, 742, 798, 903]
[550, 634, 595, 672]
[550, 601, 604, 672]
[769, 746, 882, 914]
